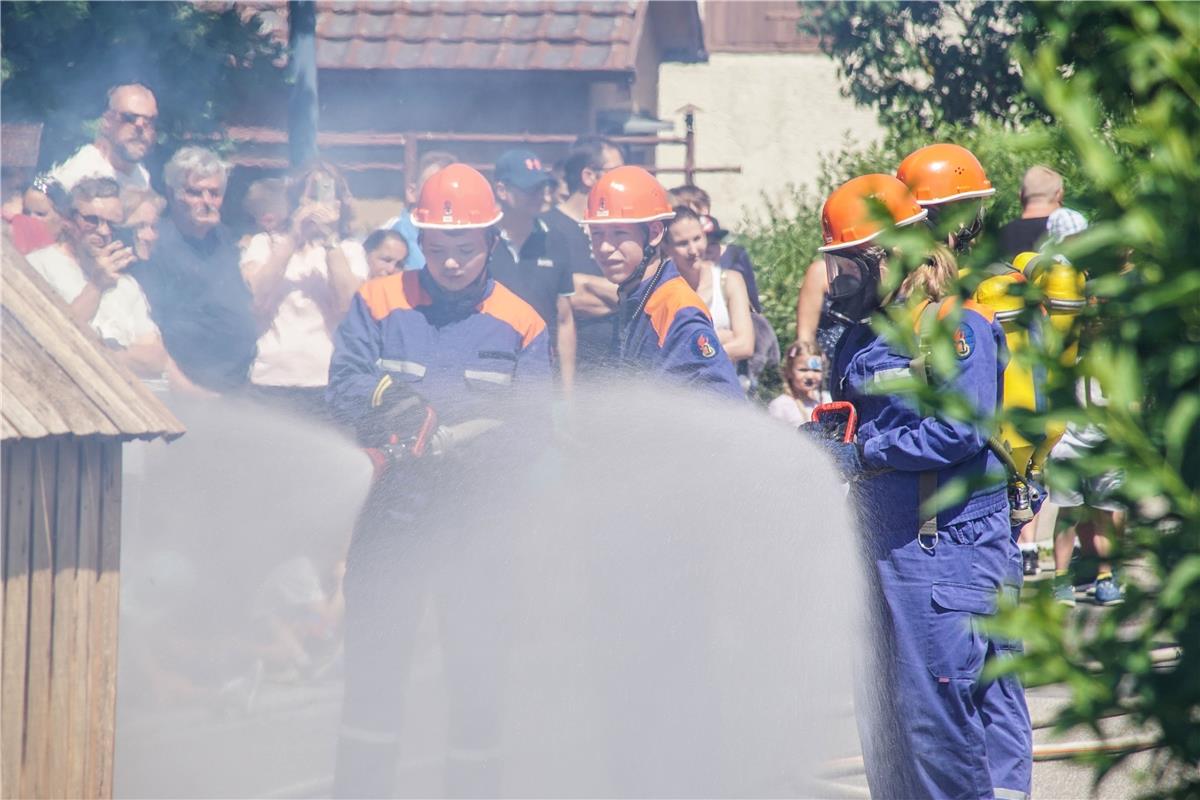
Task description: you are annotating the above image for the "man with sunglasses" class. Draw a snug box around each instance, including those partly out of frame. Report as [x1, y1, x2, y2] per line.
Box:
[50, 83, 156, 192]
[25, 176, 166, 378]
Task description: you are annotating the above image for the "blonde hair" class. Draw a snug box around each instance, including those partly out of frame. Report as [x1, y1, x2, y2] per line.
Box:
[899, 244, 958, 302]
[780, 340, 824, 398]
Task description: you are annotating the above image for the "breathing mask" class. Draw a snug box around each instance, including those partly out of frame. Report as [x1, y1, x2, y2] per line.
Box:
[824, 248, 884, 324]
[927, 201, 985, 254]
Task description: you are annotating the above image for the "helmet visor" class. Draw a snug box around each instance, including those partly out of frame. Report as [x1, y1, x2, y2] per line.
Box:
[825, 252, 871, 300]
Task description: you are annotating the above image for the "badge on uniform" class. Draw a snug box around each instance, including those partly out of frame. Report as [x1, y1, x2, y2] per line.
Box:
[953, 323, 975, 359]
[692, 332, 717, 359]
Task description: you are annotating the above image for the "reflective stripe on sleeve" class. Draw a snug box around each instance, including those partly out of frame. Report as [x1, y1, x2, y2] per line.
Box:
[377, 358, 427, 377]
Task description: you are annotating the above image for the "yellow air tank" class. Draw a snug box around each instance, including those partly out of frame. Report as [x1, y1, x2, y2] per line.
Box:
[1024, 252, 1087, 366]
[972, 264, 1041, 468]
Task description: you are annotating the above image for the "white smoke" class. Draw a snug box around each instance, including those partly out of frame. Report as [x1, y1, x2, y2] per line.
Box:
[114, 383, 863, 798]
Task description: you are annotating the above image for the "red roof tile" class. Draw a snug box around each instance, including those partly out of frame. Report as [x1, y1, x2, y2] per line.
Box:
[242, 1, 669, 72]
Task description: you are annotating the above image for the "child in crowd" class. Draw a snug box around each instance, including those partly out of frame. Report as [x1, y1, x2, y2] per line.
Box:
[240, 177, 289, 248]
[363, 228, 409, 278]
[768, 341, 829, 427]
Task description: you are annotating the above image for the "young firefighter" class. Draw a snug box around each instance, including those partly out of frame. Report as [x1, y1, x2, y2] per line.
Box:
[805, 174, 1032, 800]
[582, 166, 742, 399]
[327, 164, 551, 797]
[897, 143, 1037, 797]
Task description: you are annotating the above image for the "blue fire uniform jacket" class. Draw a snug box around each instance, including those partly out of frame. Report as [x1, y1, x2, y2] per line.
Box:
[327, 270, 552, 435]
[328, 269, 550, 798]
[832, 301, 1009, 528]
[614, 259, 743, 399]
[831, 301, 1032, 800]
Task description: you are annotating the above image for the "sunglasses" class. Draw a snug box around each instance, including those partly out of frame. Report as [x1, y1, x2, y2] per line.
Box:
[118, 111, 157, 128]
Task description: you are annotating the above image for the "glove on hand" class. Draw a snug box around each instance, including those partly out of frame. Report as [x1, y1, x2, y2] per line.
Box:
[799, 419, 844, 443]
[825, 441, 866, 479]
[800, 422, 866, 480]
[358, 376, 428, 449]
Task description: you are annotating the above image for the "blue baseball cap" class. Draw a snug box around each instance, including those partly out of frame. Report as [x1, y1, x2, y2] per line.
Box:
[494, 149, 556, 192]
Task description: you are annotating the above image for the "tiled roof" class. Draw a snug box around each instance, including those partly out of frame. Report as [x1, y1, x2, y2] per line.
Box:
[242, 1, 698, 72]
[1, 240, 185, 442]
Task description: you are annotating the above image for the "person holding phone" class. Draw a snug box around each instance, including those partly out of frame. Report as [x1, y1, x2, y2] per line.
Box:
[25, 176, 167, 378]
[239, 161, 369, 419]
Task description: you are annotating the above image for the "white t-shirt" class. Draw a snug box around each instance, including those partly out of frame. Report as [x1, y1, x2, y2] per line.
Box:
[242, 234, 369, 388]
[767, 392, 828, 428]
[25, 244, 159, 348]
[48, 144, 150, 192]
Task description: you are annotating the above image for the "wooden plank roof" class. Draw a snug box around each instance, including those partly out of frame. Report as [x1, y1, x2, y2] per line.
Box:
[0, 241, 185, 443]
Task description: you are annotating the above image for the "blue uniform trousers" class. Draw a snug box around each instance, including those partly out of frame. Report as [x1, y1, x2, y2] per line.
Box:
[333, 471, 514, 798]
[855, 499, 1031, 800]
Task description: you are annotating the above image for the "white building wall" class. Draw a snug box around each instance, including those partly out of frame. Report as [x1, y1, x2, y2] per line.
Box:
[657, 52, 884, 225]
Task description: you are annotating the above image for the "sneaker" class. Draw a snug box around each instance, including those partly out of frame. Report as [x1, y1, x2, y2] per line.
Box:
[1022, 549, 1040, 576]
[1053, 577, 1076, 607]
[1094, 576, 1124, 605]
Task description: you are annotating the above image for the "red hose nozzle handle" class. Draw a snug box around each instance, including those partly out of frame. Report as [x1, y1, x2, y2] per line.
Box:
[409, 405, 439, 458]
[810, 401, 858, 443]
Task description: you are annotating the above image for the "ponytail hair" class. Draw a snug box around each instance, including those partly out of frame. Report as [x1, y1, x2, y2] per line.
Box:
[899, 244, 958, 302]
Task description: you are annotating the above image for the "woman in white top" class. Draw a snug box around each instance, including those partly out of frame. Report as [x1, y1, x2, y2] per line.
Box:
[663, 206, 755, 362]
[767, 341, 830, 428]
[240, 162, 368, 418]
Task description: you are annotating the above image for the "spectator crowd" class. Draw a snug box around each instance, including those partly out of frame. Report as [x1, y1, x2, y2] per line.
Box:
[0, 82, 1115, 605]
[1, 82, 1113, 604]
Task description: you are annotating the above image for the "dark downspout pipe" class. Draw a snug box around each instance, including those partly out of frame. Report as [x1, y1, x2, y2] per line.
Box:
[287, 0, 318, 168]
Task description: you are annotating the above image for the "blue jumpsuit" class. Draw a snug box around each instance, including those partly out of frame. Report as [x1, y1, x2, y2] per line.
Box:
[327, 270, 552, 797]
[614, 259, 744, 399]
[831, 302, 1032, 800]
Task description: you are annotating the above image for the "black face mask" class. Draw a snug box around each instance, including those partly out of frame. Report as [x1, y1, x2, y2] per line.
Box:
[824, 251, 883, 325]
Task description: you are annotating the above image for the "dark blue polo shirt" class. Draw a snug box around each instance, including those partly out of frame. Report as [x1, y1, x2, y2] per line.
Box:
[487, 217, 574, 342]
[130, 217, 258, 392]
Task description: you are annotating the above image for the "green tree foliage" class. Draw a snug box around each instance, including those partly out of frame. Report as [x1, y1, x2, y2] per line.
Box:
[748, 1, 1198, 792]
[989, 3, 1200, 793]
[0, 1, 283, 172]
[800, 1, 1043, 133]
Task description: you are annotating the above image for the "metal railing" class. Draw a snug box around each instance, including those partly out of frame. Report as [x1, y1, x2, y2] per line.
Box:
[225, 109, 740, 186]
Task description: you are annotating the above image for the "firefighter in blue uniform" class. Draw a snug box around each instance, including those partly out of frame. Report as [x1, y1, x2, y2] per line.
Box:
[582, 165, 742, 399]
[808, 174, 1031, 800]
[328, 164, 551, 798]
[898, 143, 1036, 797]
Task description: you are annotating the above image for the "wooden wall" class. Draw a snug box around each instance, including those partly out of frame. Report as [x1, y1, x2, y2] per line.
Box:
[1, 437, 122, 799]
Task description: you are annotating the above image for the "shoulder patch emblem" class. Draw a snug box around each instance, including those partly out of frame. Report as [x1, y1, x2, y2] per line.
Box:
[954, 323, 975, 360]
[693, 331, 718, 359]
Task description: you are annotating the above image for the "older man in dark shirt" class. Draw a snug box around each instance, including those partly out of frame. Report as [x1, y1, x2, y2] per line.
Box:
[131, 146, 258, 393]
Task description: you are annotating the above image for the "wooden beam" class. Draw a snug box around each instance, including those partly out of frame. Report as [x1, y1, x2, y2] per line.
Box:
[86, 441, 121, 799]
[0, 443, 8, 797]
[19, 441, 56, 797]
[2, 442, 33, 800]
[70, 439, 101, 798]
[47, 439, 81, 799]
[88, 443, 121, 800]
